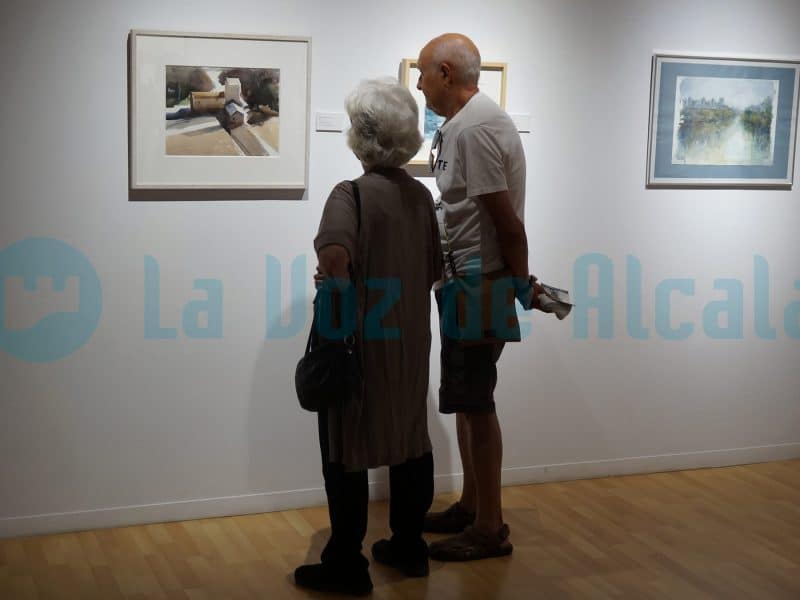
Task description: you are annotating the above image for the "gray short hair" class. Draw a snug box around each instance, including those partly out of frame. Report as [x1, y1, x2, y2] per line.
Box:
[345, 78, 423, 169]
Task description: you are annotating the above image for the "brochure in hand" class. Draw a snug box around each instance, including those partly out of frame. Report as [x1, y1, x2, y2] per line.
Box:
[535, 281, 573, 321]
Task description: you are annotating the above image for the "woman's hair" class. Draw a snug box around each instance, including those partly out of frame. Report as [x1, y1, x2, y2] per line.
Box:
[345, 78, 423, 169]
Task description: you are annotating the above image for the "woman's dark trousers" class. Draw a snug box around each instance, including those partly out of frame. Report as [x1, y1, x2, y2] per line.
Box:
[317, 409, 434, 569]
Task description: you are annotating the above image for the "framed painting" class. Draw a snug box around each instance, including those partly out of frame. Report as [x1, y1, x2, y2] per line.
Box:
[647, 53, 800, 188]
[129, 30, 310, 190]
[400, 59, 507, 167]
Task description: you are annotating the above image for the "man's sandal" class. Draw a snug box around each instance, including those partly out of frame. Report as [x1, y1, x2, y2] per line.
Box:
[429, 524, 513, 562]
[423, 501, 476, 534]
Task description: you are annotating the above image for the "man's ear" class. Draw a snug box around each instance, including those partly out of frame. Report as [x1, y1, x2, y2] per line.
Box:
[440, 61, 453, 83]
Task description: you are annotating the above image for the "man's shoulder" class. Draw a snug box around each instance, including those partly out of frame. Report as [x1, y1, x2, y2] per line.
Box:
[465, 93, 512, 123]
[454, 101, 515, 140]
[455, 119, 515, 151]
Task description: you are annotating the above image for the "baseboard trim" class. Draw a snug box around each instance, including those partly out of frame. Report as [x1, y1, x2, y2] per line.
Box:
[2, 442, 797, 539]
[498, 441, 800, 487]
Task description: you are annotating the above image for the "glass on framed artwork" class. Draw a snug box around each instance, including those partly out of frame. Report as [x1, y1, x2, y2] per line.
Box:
[165, 66, 281, 157]
[424, 107, 445, 142]
[671, 76, 778, 167]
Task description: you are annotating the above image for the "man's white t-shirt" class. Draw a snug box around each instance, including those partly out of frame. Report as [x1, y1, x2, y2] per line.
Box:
[432, 91, 526, 281]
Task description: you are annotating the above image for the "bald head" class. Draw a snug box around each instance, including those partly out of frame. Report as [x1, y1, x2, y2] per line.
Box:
[420, 33, 481, 88]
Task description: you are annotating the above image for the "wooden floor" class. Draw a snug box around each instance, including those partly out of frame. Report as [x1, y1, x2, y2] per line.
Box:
[1, 460, 798, 599]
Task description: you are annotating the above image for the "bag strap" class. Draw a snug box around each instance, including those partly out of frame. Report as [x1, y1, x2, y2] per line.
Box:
[352, 179, 362, 232]
[304, 319, 314, 354]
[436, 201, 459, 284]
[348, 179, 364, 347]
[349, 179, 361, 278]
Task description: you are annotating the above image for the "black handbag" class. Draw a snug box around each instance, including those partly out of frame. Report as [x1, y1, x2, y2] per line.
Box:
[295, 181, 363, 412]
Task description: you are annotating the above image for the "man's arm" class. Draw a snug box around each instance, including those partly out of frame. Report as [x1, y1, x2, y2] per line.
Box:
[479, 190, 529, 279]
[480, 190, 544, 308]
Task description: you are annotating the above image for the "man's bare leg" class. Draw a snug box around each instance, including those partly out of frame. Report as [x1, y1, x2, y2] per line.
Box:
[464, 411, 504, 533]
[456, 412, 476, 513]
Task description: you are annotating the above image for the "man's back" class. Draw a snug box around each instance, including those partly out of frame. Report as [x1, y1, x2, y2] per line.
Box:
[433, 91, 526, 277]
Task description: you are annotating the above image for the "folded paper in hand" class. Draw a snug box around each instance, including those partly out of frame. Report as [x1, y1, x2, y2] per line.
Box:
[536, 281, 573, 321]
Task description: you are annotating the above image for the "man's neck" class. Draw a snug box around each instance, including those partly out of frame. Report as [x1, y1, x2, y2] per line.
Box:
[444, 88, 479, 121]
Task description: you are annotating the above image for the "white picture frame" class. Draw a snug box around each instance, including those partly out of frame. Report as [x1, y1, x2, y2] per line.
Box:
[647, 53, 800, 188]
[129, 30, 311, 191]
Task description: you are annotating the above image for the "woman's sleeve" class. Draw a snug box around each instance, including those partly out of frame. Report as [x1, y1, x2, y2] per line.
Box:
[314, 181, 358, 263]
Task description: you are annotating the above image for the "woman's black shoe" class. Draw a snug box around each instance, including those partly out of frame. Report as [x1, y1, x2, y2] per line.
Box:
[371, 539, 429, 577]
[293, 562, 373, 596]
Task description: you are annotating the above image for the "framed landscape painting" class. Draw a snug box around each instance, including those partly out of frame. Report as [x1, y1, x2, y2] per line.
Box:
[130, 31, 310, 190]
[400, 59, 507, 167]
[647, 54, 800, 188]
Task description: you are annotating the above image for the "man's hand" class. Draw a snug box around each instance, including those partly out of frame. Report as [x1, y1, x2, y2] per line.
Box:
[531, 280, 546, 310]
[313, 265, 326, 290]
[516, 275, 556, 311]
[514, 275, 542, 310]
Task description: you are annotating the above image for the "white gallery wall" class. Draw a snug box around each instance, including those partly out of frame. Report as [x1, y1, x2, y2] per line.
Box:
[1, 0, 799, 538]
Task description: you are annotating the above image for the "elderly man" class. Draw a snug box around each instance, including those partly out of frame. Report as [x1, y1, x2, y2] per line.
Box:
[418, 33, 541, 561]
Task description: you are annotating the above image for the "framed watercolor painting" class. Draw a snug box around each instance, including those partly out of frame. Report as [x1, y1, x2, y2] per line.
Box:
[129, 30, 310, 190]
[400, 59, 507, 167]
[647, 54, 800, 188]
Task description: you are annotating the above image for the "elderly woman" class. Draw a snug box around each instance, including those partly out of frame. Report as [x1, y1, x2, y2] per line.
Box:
[294, 79, 442, 595]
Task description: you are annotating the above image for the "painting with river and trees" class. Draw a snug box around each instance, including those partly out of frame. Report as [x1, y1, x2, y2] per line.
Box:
[647, 55, 800, 188]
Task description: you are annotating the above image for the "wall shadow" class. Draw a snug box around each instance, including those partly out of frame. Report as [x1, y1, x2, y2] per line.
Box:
[129, 189, 307, 202]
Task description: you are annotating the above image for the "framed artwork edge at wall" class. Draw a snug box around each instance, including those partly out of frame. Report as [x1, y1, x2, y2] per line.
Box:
[646, 52, 800, 189]
[129, 30, 311, 192]
[399, 58, 508, 167]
